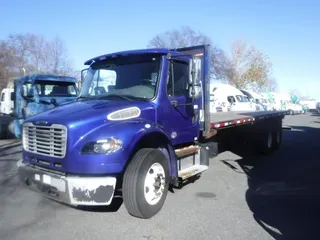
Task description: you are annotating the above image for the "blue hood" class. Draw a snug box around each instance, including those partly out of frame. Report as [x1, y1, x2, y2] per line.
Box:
[26, 99, 157, 137]
[23, 99, 159, 174]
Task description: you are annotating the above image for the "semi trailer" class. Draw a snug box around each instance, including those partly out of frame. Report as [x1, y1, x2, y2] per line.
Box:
[17, 45, 286, 219]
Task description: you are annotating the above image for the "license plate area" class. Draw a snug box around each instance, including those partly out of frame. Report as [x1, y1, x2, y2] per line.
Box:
[34, 173, 66, 192]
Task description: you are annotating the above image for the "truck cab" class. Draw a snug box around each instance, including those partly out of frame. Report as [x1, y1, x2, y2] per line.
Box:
[11, 74, 79, 138]
[17, 45, 209, 218]
[17, 45, 286, 219]
[210, 83, 254, 112]
[240, 89, 265, 111]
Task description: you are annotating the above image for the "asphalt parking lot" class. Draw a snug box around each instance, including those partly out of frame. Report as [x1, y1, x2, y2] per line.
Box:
[1, 113, 320, 240]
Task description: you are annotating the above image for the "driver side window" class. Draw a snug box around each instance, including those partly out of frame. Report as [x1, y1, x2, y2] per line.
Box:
[21, 83, 32, 97]
[227, 96, 236, 104]
[167, 60, 189, 97]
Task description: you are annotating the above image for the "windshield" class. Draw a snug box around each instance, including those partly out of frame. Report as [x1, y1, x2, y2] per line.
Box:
[236, 95, 249, 102]
[34, 80, 78, 97]
[80, 55, 161, 100]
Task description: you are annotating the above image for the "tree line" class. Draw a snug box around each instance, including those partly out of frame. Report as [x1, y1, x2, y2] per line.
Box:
[0, 26, 277, 93]
[0, 33, 75, 91]
[148, 26, 277, 92]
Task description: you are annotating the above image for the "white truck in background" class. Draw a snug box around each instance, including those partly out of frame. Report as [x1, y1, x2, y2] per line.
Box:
[300, 100, 318, 111]
[260, 93, 275, 111]
[240, 89, 265, 111]
[210, 83, 254, 112]
[0, 88, 14, 115]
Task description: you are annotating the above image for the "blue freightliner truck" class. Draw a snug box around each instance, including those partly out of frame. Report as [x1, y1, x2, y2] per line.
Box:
[17, 45, 286, 219]
[0, 74, 79, 139]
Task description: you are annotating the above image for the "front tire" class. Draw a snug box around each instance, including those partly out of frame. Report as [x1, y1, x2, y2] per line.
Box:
[122, 148, 170, 219]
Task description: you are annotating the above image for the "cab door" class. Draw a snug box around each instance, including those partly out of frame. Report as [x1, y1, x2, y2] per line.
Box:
[164, 59, 198, 145]
[162, 45, 209, 145]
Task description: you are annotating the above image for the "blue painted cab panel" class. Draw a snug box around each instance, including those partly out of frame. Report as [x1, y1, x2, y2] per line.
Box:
[22, 46, 208, 177]
[23, 100, 159, 174]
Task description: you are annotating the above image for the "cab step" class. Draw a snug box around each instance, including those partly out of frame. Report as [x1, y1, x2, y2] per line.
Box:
[178, 164, 208, 180]
[175, 145, 200, 158]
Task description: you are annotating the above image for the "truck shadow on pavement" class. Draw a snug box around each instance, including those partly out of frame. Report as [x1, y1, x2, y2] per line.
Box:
[0, 141, 22, 158]
[0, 140, 22, 199]
[75, 194, 124, 212]
[0, 139, 124, 214]
[221, 125, 320, 240]
[0, 140, 21, 152]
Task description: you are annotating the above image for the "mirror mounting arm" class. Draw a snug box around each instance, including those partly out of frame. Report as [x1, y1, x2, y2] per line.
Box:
[171, 100, 195, 108]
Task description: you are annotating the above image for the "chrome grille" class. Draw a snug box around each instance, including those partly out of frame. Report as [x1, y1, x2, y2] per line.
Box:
[23, 122, 67, 158]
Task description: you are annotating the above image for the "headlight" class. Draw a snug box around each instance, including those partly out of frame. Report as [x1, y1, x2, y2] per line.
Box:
[81, 137, 123, 154]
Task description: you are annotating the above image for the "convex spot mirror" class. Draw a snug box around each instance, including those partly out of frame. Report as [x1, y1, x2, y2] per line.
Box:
[188, 57, 201, 85]
[81, 68, 88, 83]
[189, 86, 201, 99]
[188, 57, 202, 99]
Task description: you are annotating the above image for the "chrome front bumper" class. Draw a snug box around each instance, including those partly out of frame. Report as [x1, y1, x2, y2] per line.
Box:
[17, 160, 117, 206]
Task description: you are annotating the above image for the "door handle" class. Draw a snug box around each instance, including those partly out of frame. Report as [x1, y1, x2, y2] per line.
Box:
[171, 100, 178, 107]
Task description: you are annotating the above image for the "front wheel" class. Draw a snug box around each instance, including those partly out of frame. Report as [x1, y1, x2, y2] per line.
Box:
[122, 148, 170, 219]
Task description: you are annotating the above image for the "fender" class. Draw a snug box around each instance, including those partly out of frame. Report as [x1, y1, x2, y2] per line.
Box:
[72, 119, 178, 177]
[128, 122, 178, 178]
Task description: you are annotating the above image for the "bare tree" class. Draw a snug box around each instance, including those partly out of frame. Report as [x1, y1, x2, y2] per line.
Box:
[264, 77, 278, 92]
[226, 39, 275, 92]
[1, 33, 73, 75]
[148, 26, 230, 81]
[0, 41, 18, 90]
[28, 34, 46, 72]
[6, 33, 38, 74]
[288, 89, 301, 97]
[47, 36, 73, 74]
[0, 33, 74, 92]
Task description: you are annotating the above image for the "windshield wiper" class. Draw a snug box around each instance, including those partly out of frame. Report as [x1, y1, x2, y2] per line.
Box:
[77, 95, 91, 101]
[98, 94, 134, 101]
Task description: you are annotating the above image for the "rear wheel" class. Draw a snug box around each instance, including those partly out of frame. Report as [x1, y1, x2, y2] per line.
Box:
[272, 129, 282, 151]
[122, 148, 169, 219]
[257, 131, 273, 155]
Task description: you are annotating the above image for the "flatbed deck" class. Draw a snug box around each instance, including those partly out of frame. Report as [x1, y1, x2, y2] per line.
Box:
[210, 110, 287, 129]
